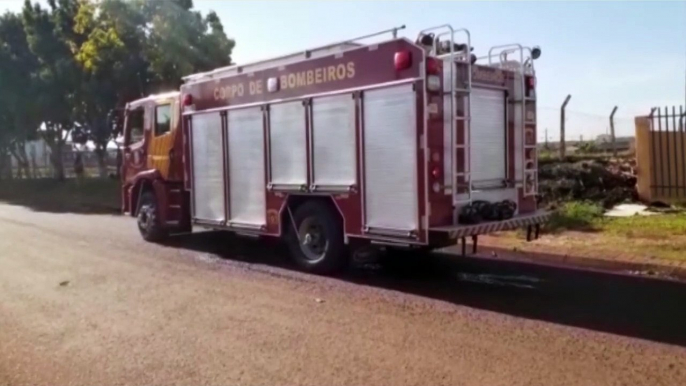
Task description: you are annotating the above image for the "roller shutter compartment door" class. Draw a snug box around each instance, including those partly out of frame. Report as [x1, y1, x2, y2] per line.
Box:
[226, 107, 266, 226]
[471, 88, 506, 188]
[268, 101, 307, 188]
[363, 84, 418, 232]
[190, 112, 225, 223]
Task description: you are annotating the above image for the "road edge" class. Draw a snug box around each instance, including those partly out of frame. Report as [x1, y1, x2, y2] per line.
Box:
[458, 246, 686, 282]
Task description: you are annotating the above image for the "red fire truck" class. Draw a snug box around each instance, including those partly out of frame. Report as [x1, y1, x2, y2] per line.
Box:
[121, 24, 549, 274]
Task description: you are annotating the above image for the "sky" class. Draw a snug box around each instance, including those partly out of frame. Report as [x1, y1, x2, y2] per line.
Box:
[2, 0, 685, 141]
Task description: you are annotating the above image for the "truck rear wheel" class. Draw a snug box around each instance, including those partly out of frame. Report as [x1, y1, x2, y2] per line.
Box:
[137, 191, 168, 242]
[287, 200, 348, 275]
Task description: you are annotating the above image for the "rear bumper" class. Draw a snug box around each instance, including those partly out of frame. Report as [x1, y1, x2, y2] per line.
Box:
[430, 210, 550, 239]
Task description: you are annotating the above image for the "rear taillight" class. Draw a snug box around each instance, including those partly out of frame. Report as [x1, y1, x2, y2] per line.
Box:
[394, 51, 412, 71]
[183, 94, 193, 106]
[431, 165, 441, 179]
[431, 164, 442, 193]
[430, 155, 443, 194]
[426, 57, 440, 75]
[525, 76, 535, 97]
[527, 76, 536, 88]
[425, 58, 441, 92]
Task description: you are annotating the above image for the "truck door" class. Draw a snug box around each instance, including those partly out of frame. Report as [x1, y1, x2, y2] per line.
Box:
[148, 100, 178, 180]
[122, 105, 148, 184]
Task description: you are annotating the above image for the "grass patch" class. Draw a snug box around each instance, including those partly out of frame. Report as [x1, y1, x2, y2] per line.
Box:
[546, 201, 686, 236]
[0, 178, 120, 214]
[545, 201, 604, 232]
[511, 200, 686, 262]
[601, 213, 686, 239]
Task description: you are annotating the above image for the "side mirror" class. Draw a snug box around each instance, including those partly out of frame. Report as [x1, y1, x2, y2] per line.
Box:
[531, 46, 542, 60]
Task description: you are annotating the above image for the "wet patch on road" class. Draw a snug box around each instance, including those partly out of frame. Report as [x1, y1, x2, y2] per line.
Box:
[455, 273, 542, 289]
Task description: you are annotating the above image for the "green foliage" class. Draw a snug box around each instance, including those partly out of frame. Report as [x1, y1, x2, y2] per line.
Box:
[539, 158, 637, 208]
[545, 200, 686, 237]
[0, 0, 235, 179]
[546, 201, 604, 232]
[141, 0, 234, 91]
[0, 10, 41, 176]
[576, 141, 598, 154]
[602, 212, 686, 239]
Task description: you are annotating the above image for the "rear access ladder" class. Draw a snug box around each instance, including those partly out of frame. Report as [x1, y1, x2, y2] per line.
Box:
[417, 25, 473, 222]
[487, 44, 538, 196]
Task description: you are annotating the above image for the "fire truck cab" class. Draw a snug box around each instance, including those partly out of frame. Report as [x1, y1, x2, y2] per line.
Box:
[121, 24, 549, 274]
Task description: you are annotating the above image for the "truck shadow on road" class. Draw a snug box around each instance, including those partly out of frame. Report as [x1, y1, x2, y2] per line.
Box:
[167, 231, 686, 348]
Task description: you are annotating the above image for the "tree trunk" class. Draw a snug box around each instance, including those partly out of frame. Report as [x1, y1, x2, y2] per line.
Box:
[0, 152, 7, 180]
[19, 146, 31, 179]
[9, 144, 30, 179]
[21, 160, 31, 179]
[51, 141, 65, 181]
[3, 152, 12, 180]
[115, 146, 122, 179]
[41, 124, 69, 181]
[29, 145, 37, 178]
[95, 146, 108, 178]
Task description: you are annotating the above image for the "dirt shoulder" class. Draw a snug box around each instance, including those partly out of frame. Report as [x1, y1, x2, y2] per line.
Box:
[477, 229, 686, 280]
[466, 199, 686, 281]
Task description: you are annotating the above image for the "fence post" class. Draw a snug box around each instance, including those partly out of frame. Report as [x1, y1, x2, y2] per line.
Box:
[560, 94, 571, 159]
[544, 128, 548, 149]
[610, 106, 618, 157]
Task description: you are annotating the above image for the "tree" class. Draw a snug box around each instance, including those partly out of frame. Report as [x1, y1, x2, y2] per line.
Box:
[22, 0, 82, 180]
[72, 0, 235, 177]
[71, 0, 127, 176]
[0, 11, 40, 179]
[139, 0, 234, 92]
[1, 0, 235, 181]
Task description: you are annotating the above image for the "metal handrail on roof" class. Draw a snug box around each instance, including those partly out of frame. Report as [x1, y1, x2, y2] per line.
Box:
[182, 25, 406, 84]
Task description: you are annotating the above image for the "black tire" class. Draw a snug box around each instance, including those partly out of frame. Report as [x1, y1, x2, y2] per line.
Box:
[137, 191, 168, 242]
[286, 200, 348, 275]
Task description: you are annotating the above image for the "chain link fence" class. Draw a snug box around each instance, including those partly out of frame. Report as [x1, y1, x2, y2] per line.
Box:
[4, 139, 119, 179]
[537, 107, 636, 155]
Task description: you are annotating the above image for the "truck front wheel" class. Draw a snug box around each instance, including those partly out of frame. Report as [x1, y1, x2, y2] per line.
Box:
[287, 200, 348, 275]
[137, 191, 168, 242]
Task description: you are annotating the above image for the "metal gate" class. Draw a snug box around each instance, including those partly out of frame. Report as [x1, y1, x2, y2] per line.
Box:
[635, 106, 686, 203]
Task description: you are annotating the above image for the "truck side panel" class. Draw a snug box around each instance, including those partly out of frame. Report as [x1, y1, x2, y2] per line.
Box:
[183, 39, 428, 244]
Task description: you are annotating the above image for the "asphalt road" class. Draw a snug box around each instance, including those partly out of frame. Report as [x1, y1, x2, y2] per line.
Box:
[1, 203, 686, 386]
